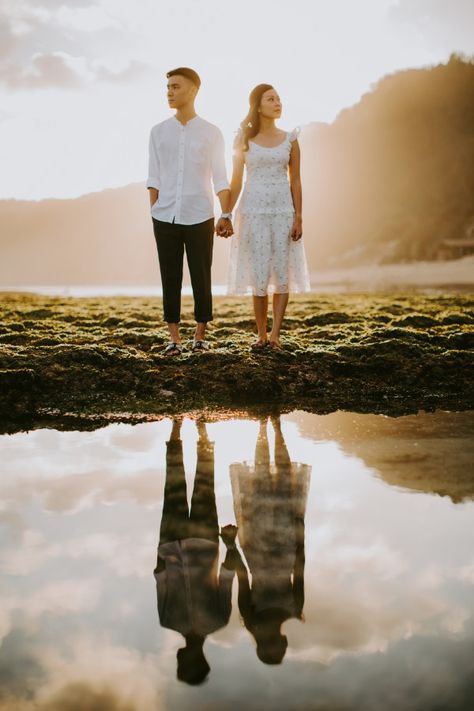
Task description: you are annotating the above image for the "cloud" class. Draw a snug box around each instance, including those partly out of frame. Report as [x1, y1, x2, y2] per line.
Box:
[0, 529, 62, 575]
[1, 52, 84, 89]
[23, 637, 161, 710]
[1, 628, 473, 711]
[0, 528, 156, 579]
[458, 560, 474, 584]
[0, 634, 163, 711]
[41, 682, 138, 711]
[0, 1, 151, 90]
[389, 0, 474, 54]
[0, 578, 101, 644]
[25, 579, 102, 618]
[0, 14, 18, 61]
[27, 1, 99, 7]
[0, 52, 151, 90]
[0, 465, 162, 513]
[56, 3, 121, 32]
[94, 60, 152, 84]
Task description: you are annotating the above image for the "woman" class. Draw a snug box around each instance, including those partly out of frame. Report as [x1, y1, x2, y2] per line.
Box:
[226, 84, 310, 349]
[229, 416, 310, 664]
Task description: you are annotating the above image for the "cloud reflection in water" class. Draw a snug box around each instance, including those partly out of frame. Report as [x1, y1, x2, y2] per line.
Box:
[0, 411, 473, 710]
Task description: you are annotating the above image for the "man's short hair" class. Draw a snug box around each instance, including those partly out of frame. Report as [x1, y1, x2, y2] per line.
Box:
[166, 67, 201, 90]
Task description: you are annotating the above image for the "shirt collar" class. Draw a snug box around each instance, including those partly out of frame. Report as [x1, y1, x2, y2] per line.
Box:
[173, 115, 199, 127]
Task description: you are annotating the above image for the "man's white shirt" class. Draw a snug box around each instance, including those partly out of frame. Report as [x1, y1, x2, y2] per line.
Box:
[147, 115, 229, 225]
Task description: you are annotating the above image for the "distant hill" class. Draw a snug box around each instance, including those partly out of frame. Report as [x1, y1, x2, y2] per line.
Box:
[0, 184, 232, 286]
[1, 55, 473, 286]
[300, 54, 474, 266]
[290, 410, 474, 502]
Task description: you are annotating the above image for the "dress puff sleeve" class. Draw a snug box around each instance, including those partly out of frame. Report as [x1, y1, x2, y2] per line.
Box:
[288, 126, 301, 143]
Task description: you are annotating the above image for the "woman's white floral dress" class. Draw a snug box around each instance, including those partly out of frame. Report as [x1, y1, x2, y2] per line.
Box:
[227, 128, 311, 296]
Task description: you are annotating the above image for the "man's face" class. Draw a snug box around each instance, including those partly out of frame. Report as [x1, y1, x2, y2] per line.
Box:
[167, 75, 196, 109]
[260, 89, 282, 119]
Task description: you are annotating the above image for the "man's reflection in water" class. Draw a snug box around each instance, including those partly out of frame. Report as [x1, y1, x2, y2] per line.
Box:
[230, 416, 311, 665]
[154, 419, 237, 685]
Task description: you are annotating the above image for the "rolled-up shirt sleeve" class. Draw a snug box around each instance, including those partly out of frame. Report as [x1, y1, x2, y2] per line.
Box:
[211, 128, 229, 195]
[147, 129, 161, 190]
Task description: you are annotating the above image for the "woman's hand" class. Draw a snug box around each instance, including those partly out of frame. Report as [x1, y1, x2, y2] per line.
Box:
[291, 216, 303, 241]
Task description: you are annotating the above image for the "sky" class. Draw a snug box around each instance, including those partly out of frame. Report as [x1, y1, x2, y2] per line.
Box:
[0, 0, 473, 201]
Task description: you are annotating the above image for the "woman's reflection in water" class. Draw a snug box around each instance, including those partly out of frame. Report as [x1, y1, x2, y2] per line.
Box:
[154, 419, 237, 685]
[231, 416, 311, 665]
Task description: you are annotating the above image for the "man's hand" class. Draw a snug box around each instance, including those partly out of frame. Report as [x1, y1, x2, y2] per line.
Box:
[216, 217, 234, 238]
[290, 216, 303, 241]
[220, 524, 238, 548]
[148, 187, 159, 209]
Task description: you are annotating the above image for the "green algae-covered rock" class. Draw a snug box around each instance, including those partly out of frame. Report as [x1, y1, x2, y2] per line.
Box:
[0, 292, 473, 432]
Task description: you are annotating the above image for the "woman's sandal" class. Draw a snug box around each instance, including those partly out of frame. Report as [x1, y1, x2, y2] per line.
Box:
[268, 340, 282, 350]
[163, 342, 183, 356]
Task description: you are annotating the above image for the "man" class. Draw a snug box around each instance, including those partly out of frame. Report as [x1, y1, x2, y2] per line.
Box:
[147, 67, 233, 355]
[154, 418, 239, 685]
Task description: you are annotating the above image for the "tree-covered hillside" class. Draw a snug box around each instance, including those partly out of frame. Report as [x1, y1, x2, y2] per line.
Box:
[301, 54, 474, 266]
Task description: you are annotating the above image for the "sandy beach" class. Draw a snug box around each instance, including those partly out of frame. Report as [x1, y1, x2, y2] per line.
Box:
[310, 255, 474, 290]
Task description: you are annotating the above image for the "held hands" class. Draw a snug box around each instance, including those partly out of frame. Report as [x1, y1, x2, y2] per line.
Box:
[221, 524, 239, 571]
[220, 524, 238, 548]
[291, 216, 303, 241]
[216, 217, 234, 239]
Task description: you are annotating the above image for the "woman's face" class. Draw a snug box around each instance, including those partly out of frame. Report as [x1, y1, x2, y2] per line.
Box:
[259, 89, 282, 119]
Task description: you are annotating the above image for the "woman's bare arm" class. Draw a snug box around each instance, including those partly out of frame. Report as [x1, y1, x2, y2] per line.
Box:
[229, 146, 245, 213]
[289, 139, 302, 241]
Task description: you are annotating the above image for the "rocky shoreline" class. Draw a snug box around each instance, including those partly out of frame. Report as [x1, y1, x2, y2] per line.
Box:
[1, 292, 473, 433]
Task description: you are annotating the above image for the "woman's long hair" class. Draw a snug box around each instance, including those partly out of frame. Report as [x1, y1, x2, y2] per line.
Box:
[238, 83, 274, 152]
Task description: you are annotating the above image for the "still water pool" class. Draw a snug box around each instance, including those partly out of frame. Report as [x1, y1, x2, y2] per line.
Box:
[1, 410, 473, 711]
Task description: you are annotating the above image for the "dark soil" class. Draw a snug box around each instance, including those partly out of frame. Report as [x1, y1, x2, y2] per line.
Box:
[1, 292, 473, 433]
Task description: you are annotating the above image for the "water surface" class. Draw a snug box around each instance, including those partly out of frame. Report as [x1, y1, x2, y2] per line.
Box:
[0, 410, 473, 710]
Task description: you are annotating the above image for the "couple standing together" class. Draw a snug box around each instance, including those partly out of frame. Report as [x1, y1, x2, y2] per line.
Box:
[147, 66, 310, 356]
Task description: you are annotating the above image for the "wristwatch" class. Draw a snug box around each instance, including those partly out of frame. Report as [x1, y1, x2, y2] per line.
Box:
[220, 212, 232, 220]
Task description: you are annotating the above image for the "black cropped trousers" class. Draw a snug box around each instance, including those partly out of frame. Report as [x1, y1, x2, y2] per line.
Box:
[152, 217, 214, 324]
